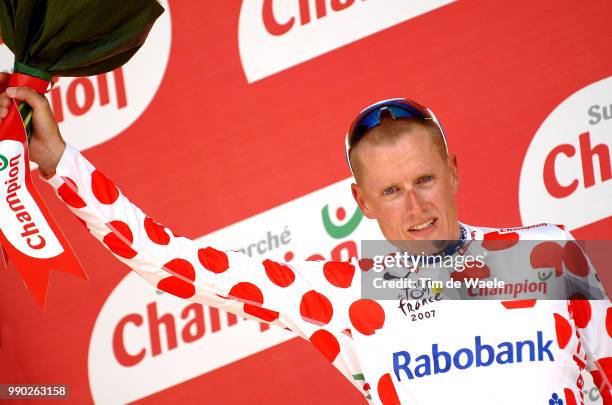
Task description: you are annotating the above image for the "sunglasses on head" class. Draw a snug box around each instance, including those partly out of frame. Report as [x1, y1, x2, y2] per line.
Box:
[344, 98, 447, 176]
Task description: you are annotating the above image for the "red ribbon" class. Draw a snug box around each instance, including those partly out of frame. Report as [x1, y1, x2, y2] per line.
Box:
[0, 72, 87, 309]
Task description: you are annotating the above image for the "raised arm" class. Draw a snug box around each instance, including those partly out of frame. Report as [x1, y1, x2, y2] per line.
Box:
[0, 86, 371, 398]
[43, 143, 359, 332]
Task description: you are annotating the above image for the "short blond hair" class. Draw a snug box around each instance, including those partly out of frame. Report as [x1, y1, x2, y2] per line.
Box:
[349, 113, 448, 181]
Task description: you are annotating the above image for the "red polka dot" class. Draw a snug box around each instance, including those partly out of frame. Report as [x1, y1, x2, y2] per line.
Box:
[91, 170, 119, 204]
[606, 307, 612, 338]
[554, 313, 572, 349]
[482, 231, 519, 251]
[157, 277, 195, 298]
[323, 261, 355, 288]
[284, 251, 294, 261]
[227, 282, 276, 321]
[163, 258, 195, 282]
[597, 357, 612, 376]
[377, 373, 400, 405]
[307, 254, 325, 261]
[229, 282, 264, 305]
[501, 300, 537, 310]
[563, 241, 589, 277]
[309, 329, 340, 362]
[57, 177, 86, 208]
[244, 305, 279, 322]
[529, 241, 564, 277]
[198, 247, 229, 274]
[263, 259, 295, 287]
[569, 295, 592, 328]
[363, 383, 370, 391]
[349, 299, 385, 336]
[103, 220, 136, 259]
[144, 217, 170, 245]
[157, 259, 196, 300]
[591, 358, 612, 405]
[563, 388, 577, 405]
[300, 290, 333, 325]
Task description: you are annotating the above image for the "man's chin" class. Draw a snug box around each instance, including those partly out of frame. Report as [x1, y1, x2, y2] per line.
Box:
[391, 238, 447, 255]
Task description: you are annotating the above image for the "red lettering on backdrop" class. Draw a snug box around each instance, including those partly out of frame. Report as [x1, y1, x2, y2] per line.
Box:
[49, 68, 127, 123]
[111, 302, 271, 367]
[331, 0, 355, 12]
[181, 303, 205, 343]
[113, 314, 146, 367]
[315, 0, 327, 18]
[544, 132, 611, 198]
[148, 302, 178, 356]
[97, 73, 110, 106]
[579, 131, 611, 187]
[67, 78, 95, 116]
[262, 0, 360, 35]
[544, 144, 578, 198]
[263, 0, 294, 36]
[210, 306, 221, 332]
[113, 68, 128, 108]
[299, 0, 311, 25]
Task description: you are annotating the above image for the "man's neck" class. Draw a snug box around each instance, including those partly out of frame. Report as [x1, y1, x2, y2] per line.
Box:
[434, 223, 466, 257]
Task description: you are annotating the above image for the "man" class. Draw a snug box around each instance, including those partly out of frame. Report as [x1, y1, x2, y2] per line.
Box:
[0, 88, 610, 404]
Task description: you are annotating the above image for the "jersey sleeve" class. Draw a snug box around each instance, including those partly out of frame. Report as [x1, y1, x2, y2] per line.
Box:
[41, 144, 369, 396]
[563, 229, 612, 404]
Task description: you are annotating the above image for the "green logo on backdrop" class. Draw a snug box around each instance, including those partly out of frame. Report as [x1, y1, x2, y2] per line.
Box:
[0, 154, 8, 171]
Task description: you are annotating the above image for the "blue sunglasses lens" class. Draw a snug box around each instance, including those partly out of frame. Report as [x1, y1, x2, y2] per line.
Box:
[350, 102, 427, 145]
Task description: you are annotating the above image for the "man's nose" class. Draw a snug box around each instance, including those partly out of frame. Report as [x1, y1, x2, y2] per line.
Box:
[404, 188, 427, 215]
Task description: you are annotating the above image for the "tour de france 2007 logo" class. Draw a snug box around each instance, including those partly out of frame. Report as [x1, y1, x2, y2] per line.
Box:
[0, 154, 8, 171]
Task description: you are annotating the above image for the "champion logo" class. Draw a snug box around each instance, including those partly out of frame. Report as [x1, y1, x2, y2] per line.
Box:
[0, 141, 63, 259]
[520, 76, 612, 233]
[88, 270, 294, 404]
[392, 331, 554, 381]
[3, 153, 46, 250]
[238, 0, 456, 82]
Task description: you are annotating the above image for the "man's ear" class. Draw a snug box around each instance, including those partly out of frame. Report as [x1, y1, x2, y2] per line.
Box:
[351, 182, 375, 219]
[448, 153, 460, 192]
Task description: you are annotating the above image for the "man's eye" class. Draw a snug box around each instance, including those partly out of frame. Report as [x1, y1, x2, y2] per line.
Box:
[418, 176, 433, 184]
[383, 187, 396, 195]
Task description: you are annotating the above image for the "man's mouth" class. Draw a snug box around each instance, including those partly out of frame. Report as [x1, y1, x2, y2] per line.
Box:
[407, 218, 436, 232]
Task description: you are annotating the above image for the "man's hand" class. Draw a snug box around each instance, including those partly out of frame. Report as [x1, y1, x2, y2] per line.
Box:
[0, 73, 66, 177]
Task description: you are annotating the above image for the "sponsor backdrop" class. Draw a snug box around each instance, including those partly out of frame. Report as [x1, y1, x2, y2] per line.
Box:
[1, 0, 611, 404]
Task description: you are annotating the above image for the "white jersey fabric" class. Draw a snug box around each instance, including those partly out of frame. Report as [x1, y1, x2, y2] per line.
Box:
[43, 145, 612, 405]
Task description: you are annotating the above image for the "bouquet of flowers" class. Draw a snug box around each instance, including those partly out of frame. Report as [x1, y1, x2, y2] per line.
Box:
[0, 0, 164, 308]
